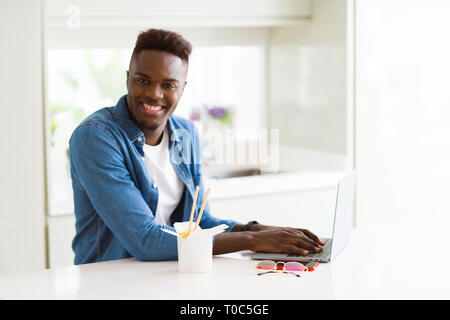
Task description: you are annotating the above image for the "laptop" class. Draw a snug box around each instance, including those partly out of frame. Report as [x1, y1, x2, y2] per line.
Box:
[251, 170, 357, 263]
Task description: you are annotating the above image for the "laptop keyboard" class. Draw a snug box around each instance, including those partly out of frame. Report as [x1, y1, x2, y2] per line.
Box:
[287, 239, 332, 259]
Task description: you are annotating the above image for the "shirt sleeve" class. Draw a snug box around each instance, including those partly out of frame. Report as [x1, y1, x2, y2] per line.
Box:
[69, 123, 178, 261]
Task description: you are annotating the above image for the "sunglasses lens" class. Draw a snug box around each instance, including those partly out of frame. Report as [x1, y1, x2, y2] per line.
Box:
[256, 260, 276, 270]
[285, 262, 305, 272]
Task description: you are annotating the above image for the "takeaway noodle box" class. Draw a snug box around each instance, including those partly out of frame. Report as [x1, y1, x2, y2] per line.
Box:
[174, 222, 228, 273]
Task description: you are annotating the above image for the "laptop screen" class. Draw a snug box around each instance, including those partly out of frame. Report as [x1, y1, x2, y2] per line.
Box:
[329, 170, 357, 260]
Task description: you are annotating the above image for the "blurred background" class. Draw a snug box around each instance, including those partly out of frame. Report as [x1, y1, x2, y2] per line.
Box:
[1, 0, 450, 274]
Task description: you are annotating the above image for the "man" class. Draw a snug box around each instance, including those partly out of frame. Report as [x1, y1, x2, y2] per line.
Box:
[69, 29, 324, 265]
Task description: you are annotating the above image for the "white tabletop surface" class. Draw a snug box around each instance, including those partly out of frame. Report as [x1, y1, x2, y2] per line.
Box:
[1, 217, 449, 300]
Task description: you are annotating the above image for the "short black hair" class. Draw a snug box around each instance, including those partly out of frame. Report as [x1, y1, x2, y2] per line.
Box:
[132, 28, 192, 63]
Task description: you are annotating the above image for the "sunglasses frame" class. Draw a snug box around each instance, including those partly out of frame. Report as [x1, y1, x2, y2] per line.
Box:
[255, 260, 307, 277]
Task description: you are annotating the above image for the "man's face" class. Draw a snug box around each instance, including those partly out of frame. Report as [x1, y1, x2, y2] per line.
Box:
[126, 50, 188, 134]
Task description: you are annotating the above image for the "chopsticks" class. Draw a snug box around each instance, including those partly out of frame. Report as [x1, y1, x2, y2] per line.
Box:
[193, 187, 210, 232]
[179, 186, 210, 239]
[186, 186, 200, 235]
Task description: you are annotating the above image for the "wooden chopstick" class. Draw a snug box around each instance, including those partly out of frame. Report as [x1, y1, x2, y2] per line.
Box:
[184, 186, 200, 238]
[193, 187, 211, 232]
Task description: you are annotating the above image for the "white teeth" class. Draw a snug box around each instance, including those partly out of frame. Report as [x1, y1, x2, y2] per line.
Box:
[143, 103, 162, 111]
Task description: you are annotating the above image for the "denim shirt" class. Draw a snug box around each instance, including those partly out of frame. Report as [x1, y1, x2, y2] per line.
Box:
[69, 95, 239, 264]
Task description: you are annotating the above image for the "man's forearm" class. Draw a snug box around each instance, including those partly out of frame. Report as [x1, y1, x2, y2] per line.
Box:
[230, 222, 267, 232]
[212, 231, 254, 255]
[213, 222, 278, 255]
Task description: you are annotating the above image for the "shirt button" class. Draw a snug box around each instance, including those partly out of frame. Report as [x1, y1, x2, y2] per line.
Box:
[137, 137, 143, 142]
[141, 157, 145, 162]
[153, 183, 157, 188]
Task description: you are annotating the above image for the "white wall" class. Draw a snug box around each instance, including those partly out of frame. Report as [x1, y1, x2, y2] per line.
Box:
[0, 1, 47, 274]
[355, 0, 450, 226]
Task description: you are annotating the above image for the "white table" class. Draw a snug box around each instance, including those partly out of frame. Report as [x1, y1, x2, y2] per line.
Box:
[1, 217, 449, 300]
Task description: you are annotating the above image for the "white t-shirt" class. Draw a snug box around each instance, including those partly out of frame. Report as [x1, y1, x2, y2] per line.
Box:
[143, 127, 184, 226]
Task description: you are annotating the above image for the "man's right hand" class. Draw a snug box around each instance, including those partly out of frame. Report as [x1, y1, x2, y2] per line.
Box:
[248, 227, 324, 255]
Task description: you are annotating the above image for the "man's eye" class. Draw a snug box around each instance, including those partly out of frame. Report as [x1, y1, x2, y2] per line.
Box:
[136, 79, 148, 85]
[163, 83, 177, 89]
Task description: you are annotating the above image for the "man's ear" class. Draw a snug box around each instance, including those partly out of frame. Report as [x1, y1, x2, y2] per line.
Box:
[126, 71, 129, 87]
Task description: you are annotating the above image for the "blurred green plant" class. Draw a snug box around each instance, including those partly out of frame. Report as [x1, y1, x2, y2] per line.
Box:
[50, 102, 86, 146]
[85, 50, 127, 101]
[60, 71, 79, 90]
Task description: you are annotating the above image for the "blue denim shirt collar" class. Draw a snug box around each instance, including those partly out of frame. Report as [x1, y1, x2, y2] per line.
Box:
[111, 95, 142, 143]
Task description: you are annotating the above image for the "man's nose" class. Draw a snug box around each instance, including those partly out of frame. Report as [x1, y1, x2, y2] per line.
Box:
[145, 83, 163, 100]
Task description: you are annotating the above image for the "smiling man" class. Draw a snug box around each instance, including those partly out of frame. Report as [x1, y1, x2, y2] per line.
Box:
[69, 29, 324, 264]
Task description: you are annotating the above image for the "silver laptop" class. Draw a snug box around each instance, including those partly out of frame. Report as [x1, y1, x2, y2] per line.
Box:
[251, 170, 357, 263]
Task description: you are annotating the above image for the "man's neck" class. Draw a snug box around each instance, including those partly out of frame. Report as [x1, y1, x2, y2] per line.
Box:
[144, 126, 165, 146]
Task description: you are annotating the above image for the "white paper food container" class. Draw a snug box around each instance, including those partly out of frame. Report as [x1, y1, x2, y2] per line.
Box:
[173, 222, 228, 273]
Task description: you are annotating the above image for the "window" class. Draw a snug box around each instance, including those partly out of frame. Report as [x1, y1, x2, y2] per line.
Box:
[47, 49, 131, 215]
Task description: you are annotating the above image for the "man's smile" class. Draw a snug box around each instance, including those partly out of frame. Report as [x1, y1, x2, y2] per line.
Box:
[141, 101, 165, 116]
